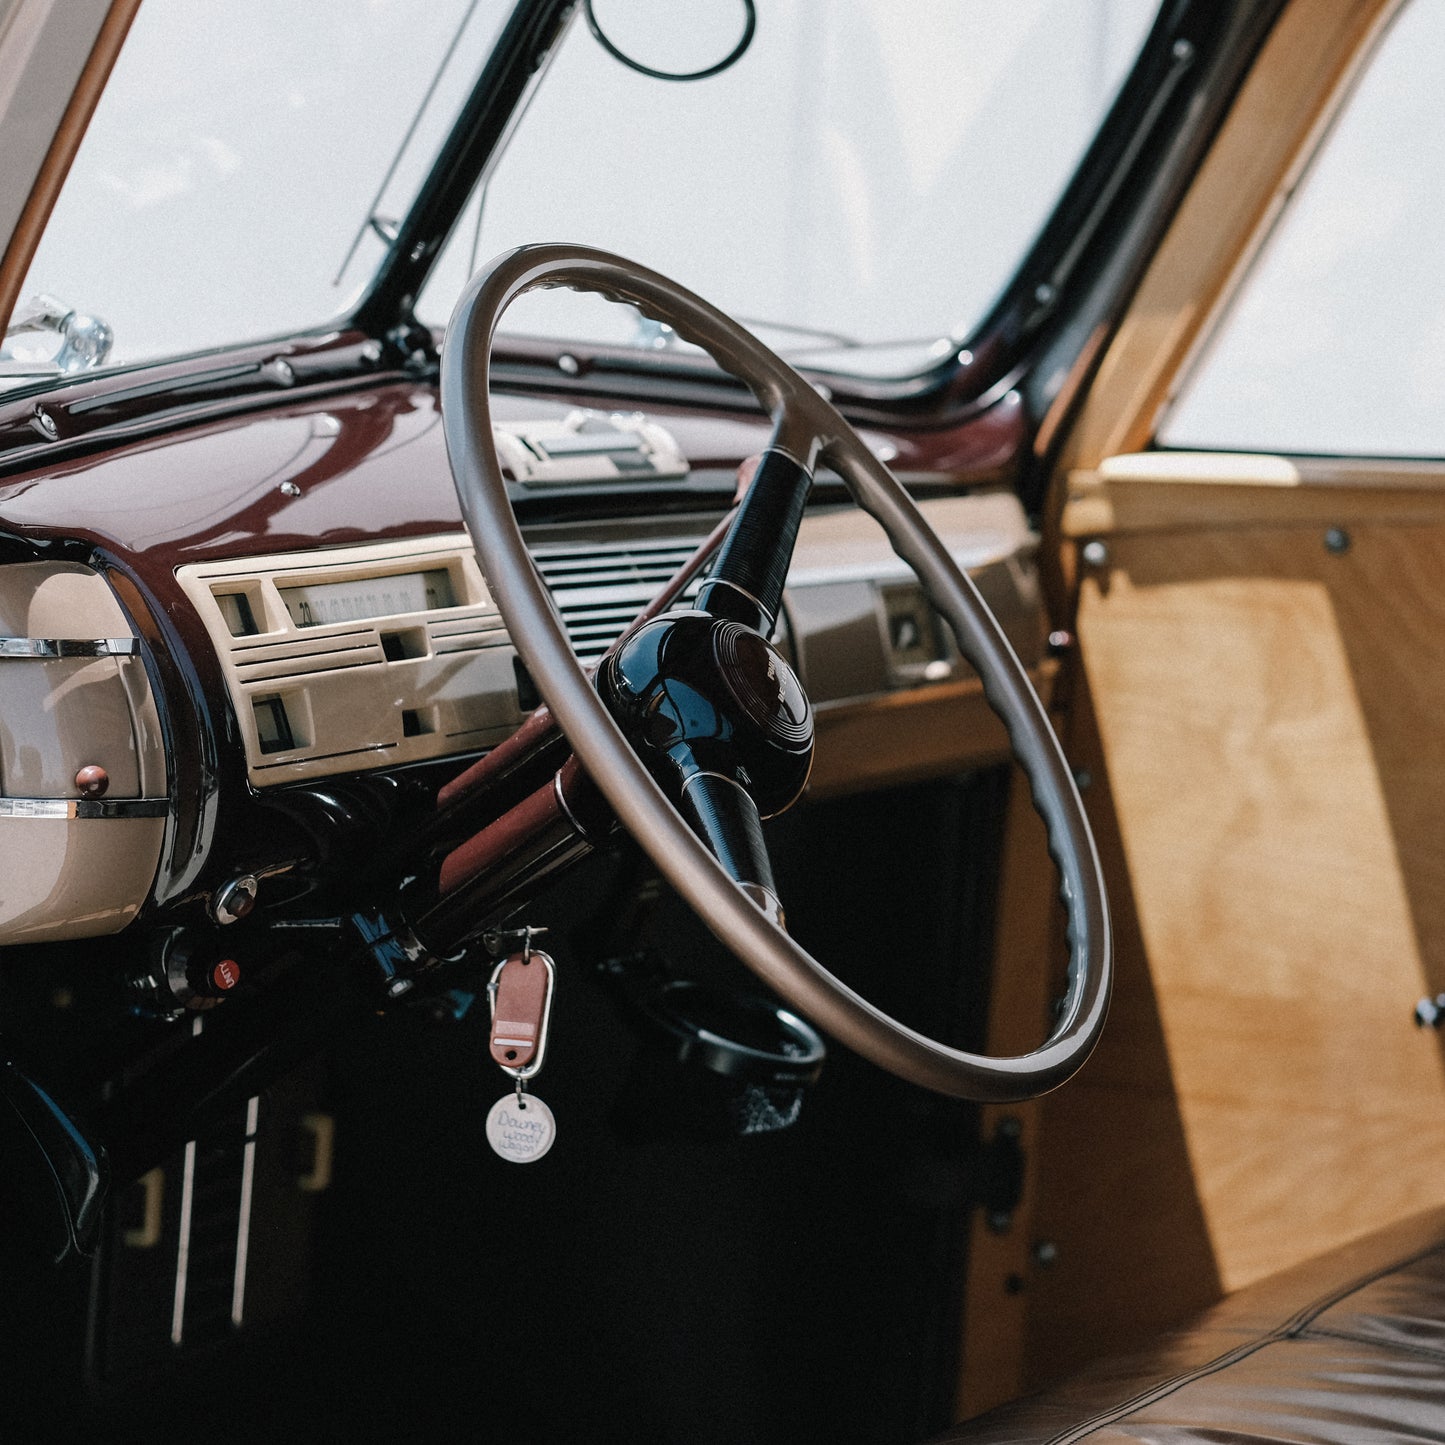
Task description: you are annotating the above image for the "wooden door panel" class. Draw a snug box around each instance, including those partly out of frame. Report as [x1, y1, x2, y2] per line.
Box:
[1025, 460, 1445, 1383]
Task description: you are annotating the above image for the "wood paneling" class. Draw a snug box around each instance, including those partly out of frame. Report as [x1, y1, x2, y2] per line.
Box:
[1063, 456, 1445, 543]
[958, 689, 1226, 1410]
[807, 662, 1057, 800]
[1072, 521, 1445, 1300]
[1017, 675, 1223, 1389]
[1065, 454, 1445, 538]
[955, 768, 1056, 1419]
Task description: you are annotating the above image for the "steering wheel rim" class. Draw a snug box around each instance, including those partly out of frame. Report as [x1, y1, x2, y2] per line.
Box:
[441, 242, 1111, 1102]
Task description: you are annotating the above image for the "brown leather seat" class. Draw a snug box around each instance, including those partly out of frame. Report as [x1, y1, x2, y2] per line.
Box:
[939, 1206, 1445, 1443]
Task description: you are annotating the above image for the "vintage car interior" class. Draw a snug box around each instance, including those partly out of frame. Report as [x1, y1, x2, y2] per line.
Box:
[4, 0, 1445, 1440]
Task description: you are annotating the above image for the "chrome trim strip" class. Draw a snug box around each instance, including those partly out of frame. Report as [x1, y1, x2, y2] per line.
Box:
[0, 797, 170, 820]
[679, 769, 751, 800]
[678, 774, 789, 930]
[0, 636, 140, 659]
[740, 881, 787, 932]
[231, 1096, 260, 1329]
[170, 1137, 197, 1347]
[696, 576, 774, 628]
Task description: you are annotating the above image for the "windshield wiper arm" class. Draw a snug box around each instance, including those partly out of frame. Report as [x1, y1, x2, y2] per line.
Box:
[624, 309, 860, 355]
[2, 294, 114, 374]
[733, 316, 860, 349]
[333, 0, 488, 288]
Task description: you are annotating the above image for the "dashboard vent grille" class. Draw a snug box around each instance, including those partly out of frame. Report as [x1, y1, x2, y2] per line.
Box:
[427, 617, 510, 656]
[531, 538, 706, 662]
[232, 628, 385, 683]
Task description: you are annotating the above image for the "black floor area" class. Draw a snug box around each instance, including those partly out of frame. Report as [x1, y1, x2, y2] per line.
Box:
[5, 771, 1011, 1445]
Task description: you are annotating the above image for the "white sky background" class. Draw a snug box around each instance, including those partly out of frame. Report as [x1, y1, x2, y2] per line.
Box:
[22, 0, 1157, 372]
[420, 0, 1159, 351]
[22, 0, 1445, 451]
[1164, 0, 1445, 455]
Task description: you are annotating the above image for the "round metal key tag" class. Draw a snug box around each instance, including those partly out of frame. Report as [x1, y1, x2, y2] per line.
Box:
[486, 1092, 556, 1163]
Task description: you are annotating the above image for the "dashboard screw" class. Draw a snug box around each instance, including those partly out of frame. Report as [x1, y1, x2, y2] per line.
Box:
[1081, 539, 1109, 568]
[1033, 1240, 1059, 1269]
[30, 405, 58, 441]
[1173, 37, 1195, 62]
[1324, 526, 1351, 555]
[279, 480, 301, 497]
[557, 353, 581, 376]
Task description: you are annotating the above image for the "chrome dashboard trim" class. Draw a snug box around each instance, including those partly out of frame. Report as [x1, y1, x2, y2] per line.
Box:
[0, 636, 140, 659]
[0, 797, 170, 820]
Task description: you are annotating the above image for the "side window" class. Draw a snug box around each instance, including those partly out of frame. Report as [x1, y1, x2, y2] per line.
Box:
[1161, 0, 1445, 457]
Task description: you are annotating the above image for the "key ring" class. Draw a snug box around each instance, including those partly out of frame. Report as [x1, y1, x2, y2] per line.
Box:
[484, 937, 560, 1163]
[486, 947, 557, 1083]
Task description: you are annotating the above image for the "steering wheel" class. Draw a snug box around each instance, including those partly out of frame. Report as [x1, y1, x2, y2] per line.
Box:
[441, 243, 1110, 1102]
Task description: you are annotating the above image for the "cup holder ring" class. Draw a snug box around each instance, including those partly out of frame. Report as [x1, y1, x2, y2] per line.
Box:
[637, 979, 826, 1088]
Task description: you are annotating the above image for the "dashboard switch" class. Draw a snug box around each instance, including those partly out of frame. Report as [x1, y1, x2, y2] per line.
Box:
[209, 959, 241, 993]
[74, 764, 109, 797]
[212, 874, 259, 925]
[184, 951, 244, 1000]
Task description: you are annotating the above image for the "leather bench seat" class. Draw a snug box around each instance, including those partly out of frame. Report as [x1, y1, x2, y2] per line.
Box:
[939, 1206, 1445, 1443]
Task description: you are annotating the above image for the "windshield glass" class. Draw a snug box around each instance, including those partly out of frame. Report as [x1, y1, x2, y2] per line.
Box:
[11, 0, 514, 376]
[14, 0, 1160, 385]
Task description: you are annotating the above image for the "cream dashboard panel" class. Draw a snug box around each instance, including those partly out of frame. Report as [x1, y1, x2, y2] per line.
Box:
[0, 560, 167, 943]
[177, 535, 524, 787]
[180, 492, 1045, 795]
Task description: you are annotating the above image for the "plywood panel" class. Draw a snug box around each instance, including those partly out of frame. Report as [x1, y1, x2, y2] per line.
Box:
[1018, 676, 1222, 1390]
[1064, 459, 1445, 538]
[955, 769, 1055, 1419]
[1076, 522, 1445, 1296]
[808, 662, 1057, 800]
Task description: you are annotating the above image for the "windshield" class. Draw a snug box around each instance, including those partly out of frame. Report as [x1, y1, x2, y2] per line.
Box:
[11, 0, 515, 375]
[14, 0, 1160, 384]
[422, 0, 1161, 375]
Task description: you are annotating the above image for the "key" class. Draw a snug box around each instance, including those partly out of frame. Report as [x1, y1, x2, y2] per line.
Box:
[485, 941, 557, 1163]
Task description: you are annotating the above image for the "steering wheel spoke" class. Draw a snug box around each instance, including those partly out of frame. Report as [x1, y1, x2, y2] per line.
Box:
[697, 425, 818, 632]
[677, 771, 786, 930]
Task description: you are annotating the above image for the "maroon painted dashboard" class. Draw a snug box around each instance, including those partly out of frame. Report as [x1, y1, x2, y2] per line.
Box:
[0, 353, 1027, 933]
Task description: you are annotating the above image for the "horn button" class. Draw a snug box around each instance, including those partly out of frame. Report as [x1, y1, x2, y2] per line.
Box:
[599, 611, 813, 817]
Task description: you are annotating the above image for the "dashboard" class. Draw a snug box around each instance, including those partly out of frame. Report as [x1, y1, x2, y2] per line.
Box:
[0, 375, 1046, 952]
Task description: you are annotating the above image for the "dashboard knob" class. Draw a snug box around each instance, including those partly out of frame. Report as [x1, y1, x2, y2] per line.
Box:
[201, 958, 242, 995]
[212, 874, 259, 925]
[181, 951, 244, 1001]
[74, 764, 109, 797]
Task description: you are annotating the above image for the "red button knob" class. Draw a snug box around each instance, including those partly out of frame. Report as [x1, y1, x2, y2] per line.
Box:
[75, 765, 109, 797]
[211, 959, 241, 992]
